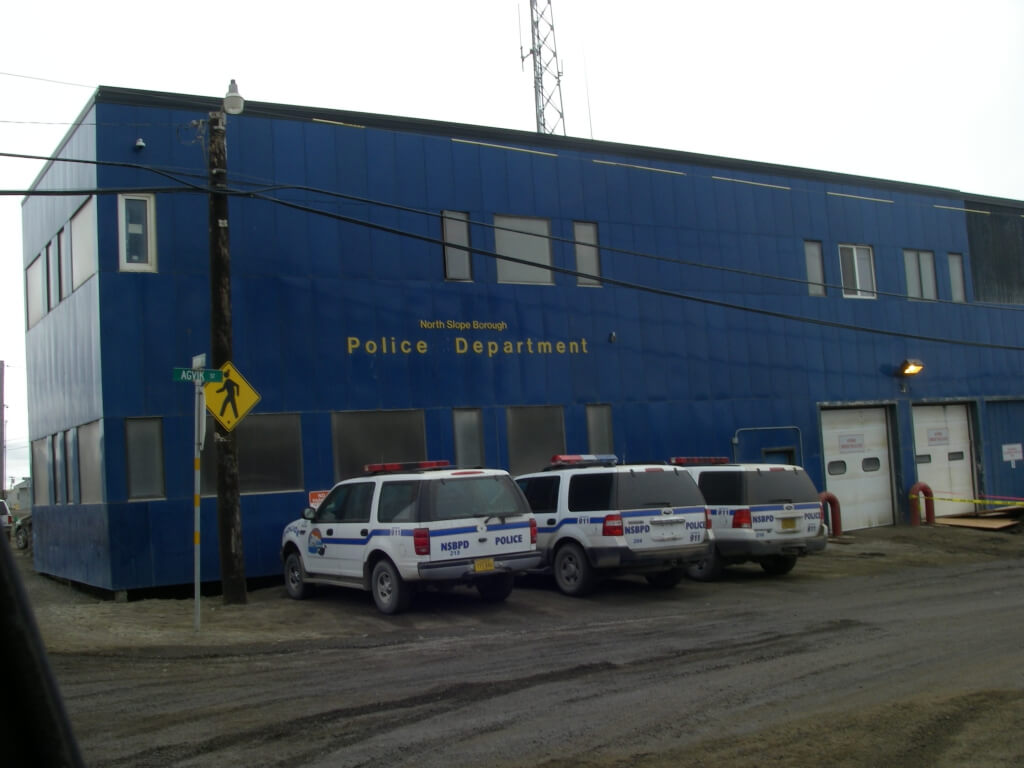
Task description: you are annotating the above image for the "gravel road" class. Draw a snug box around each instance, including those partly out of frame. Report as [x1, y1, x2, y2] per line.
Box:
[8, 523, 1024, 767]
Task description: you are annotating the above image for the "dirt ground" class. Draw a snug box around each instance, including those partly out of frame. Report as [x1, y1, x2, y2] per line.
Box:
[15, 522, 1023, 655]
[7, 521, 1024, 768]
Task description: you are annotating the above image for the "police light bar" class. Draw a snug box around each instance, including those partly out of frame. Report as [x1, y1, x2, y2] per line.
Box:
[669, 457, 730, 466]
[550, 454, 619, 466]
[364, 460, 451, 473]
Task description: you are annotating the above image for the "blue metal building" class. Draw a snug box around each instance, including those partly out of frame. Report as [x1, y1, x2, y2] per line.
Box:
[21, 87, 1024, 591]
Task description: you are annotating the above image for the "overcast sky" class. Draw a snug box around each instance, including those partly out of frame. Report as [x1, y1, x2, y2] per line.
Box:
[2, 0, 1023, 485]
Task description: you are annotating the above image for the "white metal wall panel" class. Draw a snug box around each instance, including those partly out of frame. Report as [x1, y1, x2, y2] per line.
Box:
[821, 408, 895, 530]
[911, 404, 975, 517]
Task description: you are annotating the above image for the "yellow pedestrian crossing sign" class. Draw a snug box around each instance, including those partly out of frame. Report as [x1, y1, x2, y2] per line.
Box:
[203, 361, 260, 431]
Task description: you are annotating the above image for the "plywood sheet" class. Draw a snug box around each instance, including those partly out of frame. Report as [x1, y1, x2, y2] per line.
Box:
[933, 516, 1020, 530]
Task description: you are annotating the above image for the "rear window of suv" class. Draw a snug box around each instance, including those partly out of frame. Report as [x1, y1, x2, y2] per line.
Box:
[393, 474, 531, 523]
[698, 468, 818, 505]
[568, 469, 704, 512]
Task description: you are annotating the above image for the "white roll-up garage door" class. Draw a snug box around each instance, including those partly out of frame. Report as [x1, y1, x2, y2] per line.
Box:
[911, 404, 975, 517]
[821, 408, 895, 530]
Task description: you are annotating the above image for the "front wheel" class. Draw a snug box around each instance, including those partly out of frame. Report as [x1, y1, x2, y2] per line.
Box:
[14, 525, 29, 550]
[553, 542, 596, 596]
[477, 572, 514, 603]
[760, 554, 797, 576]
[371, 559, 413, 614]
[284, 552, 310, 600]
[645, 568, 685, 589]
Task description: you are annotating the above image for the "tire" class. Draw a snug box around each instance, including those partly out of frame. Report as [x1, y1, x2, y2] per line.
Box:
[15, 525, 29, 551]
[553, 542, 596, 597]
[645, 568, 685, 589]
[284, 551, 310, 600]
[760, 554, 797, 576]
[371, 559, 412, 615]
[685, 546, 725, 582]
[476, 572, 514, 603]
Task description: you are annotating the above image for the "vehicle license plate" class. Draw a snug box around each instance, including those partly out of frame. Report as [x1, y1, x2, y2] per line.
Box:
[781, 518, 797, 530]
[474, 557, 495, 572]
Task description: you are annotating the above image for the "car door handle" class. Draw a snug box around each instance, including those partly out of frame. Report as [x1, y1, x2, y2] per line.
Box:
[361, 529, 369, 537]
[547, 519, 556, 525]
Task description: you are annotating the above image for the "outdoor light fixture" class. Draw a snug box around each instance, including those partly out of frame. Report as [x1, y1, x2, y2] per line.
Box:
[223, 79, 244, 115]
[898, 359, 924, 377]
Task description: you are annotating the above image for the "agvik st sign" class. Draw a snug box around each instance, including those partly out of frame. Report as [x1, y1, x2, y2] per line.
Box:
[203, 362, 260, 431]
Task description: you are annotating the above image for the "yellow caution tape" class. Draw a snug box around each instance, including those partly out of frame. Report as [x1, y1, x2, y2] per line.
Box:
[909, 494, 1021, 506]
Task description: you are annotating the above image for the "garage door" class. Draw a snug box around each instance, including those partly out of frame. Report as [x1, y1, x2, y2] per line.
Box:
[911, 404, 975, 517]
[821, 408, 895, 530]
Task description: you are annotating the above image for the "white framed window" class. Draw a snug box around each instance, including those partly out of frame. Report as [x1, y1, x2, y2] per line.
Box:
[494, 215, 553, 284]
[118, 193, 157, 271]
[574, 221, 601, 287]
[442, 210, 472, 281]
[804, 240, 826, 296]
[839, 244, 876, 298]
[948, 253, 966, 303]
[903, 249, 936, 300]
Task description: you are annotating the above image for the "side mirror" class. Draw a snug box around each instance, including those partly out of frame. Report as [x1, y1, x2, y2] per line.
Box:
[302, 507, 315, 521]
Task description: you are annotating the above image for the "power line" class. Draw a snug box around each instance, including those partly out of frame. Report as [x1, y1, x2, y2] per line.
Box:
[7, 151, 1024, 349]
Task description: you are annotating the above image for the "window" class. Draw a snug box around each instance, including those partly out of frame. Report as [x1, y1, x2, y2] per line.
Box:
[494, 215, 553, 284]
[126, 418, 165, 500]
[827, 461, 847, 476]
[331, 410, 426, 482]
[52, 433, 65, 504]
[586, 404, 613, 454]
[506, 405, 564, 475]
[516, 475, 560, 515]
[78, 420, 104, 503]
[804, 241, 826, 296]
[26, 254, 47, 327]
[31, 437, 52, 506]
[202, 413, 304, 494]
[378, 481, 422, 523]
[574, 221, 601, 286]
[71, 196, 98, 289]
[118, 193, 157, 271]
[442, 210, 472, 281]
[58, 228, 71, 300]
[453, 408, 484, 468]
[317, 482, 374, 523]
[903, 249, 936, 300]
[948, 253, 966, 302]
[861, 457, 881, 472]
[47, 241, 59, 311]
[839, 244, 876, 298]
[64, 429, 78, 505]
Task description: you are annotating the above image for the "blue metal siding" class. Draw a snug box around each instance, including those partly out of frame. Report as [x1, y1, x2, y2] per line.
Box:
[22, 93, 1024, 590]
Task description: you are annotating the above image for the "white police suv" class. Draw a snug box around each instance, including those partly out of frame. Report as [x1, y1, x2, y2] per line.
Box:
[281, 461, 541, 614]
[670, 458, 827, 580]
[515, 455, 712, 596]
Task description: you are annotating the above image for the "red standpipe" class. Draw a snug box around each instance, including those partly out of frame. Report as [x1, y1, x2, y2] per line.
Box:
[819, 491, 841, 538]
[909, 482, 935, 526]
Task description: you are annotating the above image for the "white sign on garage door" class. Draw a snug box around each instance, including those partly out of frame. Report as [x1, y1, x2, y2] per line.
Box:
[821, 407, 895, 530]
[911, 404, 975, 517]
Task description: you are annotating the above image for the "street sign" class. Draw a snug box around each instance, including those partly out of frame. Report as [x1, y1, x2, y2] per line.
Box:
[173, 367, 224, 384]
[203, 361, 260, 431]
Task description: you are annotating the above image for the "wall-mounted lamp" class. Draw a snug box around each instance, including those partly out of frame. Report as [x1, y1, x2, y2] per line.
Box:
[898, 359, 924, 377]
[223, 79, 244, 115]
[608, 331, 617, 343]
[134, 137, 146, 150]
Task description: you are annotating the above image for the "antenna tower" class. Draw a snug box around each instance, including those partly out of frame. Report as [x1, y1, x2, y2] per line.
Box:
[522, 0, 566, 136]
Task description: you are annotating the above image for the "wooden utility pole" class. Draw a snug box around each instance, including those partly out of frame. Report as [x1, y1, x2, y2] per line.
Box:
[207, 111, 247, 604]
